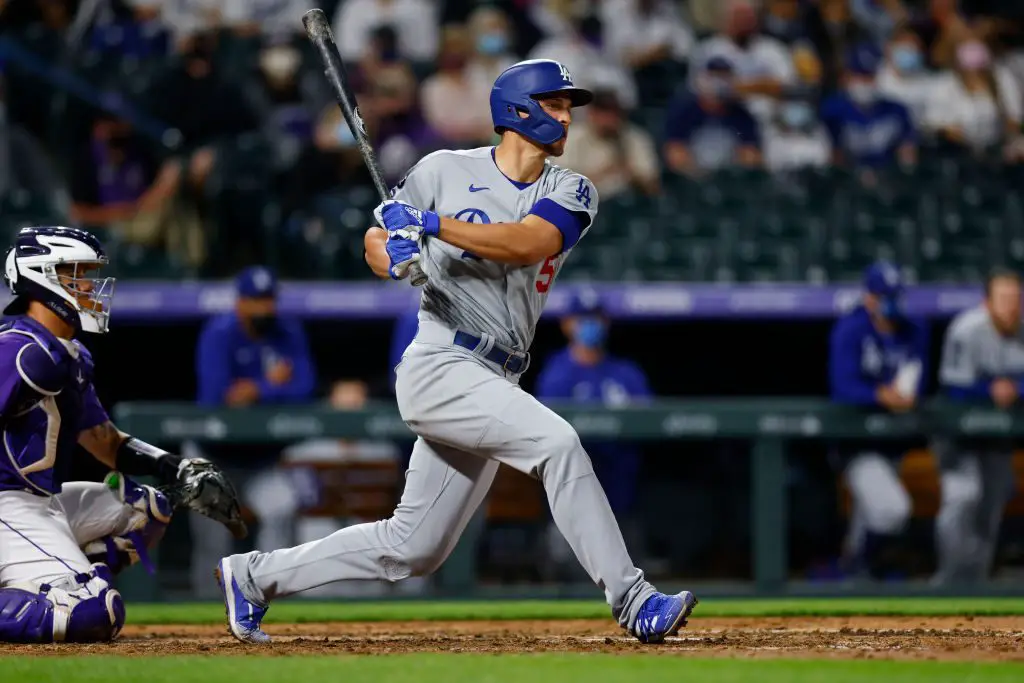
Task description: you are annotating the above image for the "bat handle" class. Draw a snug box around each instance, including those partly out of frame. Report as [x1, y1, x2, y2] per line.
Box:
[408, 261, 428, 287]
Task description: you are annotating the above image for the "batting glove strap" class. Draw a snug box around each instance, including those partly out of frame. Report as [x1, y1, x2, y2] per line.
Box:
[375, 199, 440, 238]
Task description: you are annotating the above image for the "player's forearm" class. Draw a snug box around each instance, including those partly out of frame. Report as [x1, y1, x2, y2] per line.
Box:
[78, 421, 127, 469]
[437, 217, 552, 265]
[364, 227, 392, 279]
[79, 421, 184, 481]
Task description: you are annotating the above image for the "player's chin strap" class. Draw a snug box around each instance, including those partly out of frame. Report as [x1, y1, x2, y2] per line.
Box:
[115, 436, 248, 540]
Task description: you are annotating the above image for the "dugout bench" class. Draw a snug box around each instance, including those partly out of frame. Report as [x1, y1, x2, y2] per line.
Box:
[113, 399, 1024, 597]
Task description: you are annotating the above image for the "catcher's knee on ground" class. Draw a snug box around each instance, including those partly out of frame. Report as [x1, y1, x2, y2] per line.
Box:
[0, 565, 125, 643]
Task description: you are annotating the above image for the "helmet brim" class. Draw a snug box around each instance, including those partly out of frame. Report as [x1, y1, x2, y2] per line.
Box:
[531, 87, 593, 108]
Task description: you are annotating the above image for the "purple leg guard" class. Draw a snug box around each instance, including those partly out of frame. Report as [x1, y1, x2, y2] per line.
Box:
[0, 566, 126, 643]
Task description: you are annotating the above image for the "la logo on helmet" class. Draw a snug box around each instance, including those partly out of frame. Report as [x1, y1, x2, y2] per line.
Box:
[558, 63, 572, 83]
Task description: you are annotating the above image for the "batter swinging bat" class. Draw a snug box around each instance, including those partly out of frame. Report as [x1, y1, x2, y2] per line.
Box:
[301, 8, 428, 286]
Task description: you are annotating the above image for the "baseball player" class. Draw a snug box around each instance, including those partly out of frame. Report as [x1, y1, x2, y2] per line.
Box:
[0, 226, 245, 643]
[829, 262, 929, 578]
[933, 269, 1023, 584]
[217, 59, 697, 645]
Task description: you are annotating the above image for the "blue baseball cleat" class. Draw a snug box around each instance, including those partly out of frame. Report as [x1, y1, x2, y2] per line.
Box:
[215, 557, 271, 644]
[631, 591, 699, 644]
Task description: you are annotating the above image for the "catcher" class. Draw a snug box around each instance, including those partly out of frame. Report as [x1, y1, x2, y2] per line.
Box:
[0, 226, 245, 643]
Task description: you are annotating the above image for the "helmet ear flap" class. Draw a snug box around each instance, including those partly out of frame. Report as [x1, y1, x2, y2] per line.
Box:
[4, 248, 18, 293]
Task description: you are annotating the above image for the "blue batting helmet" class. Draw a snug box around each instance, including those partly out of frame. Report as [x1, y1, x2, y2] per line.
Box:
[490, 59, 593, 145]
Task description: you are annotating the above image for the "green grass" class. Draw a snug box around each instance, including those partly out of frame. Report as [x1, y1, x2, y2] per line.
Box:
[2, 655, 1020, 683]
[125, 597, 1024, 625]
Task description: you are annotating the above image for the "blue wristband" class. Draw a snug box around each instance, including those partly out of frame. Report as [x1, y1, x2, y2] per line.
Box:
[423, 210, 440, 237]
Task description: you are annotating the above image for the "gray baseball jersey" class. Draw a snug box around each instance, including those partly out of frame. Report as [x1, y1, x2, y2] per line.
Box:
[392, 146, 599, 351]
[940, 305, 1024, 390]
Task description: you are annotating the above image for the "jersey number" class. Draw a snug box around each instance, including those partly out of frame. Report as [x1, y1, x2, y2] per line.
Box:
[536, 255, 558, 293]
[575, 178, 592, 209]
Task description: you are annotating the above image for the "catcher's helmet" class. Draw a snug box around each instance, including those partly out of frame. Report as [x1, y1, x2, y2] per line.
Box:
[490, 59, 593, 145]
[3, 226, 115, 334]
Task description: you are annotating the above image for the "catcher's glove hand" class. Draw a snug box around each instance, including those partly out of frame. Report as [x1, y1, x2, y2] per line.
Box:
[161, 458, 248, 539]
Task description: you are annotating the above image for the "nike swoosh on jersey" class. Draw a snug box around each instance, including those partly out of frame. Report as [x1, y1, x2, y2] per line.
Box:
[468, 184, 489, 192]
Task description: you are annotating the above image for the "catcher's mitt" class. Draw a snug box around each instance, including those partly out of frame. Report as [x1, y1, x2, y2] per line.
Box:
[161, 458, 248, 539]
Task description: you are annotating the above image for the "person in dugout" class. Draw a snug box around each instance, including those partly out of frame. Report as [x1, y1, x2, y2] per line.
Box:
[186, 265, 316, 596]
[828, 261, 929, 580]
[535, 289, 652, 575]
[933, 269, 1024, 585]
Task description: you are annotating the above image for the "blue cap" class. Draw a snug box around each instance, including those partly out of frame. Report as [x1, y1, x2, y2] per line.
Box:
[236, 266, 277, 299]
[863, 261, 903, 297]
[566, 288, 605, 316]
[846, 43, 881, 76]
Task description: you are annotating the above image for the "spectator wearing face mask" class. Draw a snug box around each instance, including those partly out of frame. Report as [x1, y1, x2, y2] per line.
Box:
[332, 0, 439, 63]
[558, 89, 660, 200]
[877, 26, 941, 130]
[689, 0, 800, 126]
[820, 43, 917, 170]
[535, 290, 651, 576]
[760, 0, 825, 87]
[421, 25, 496, 146]
[466, 5, 518, 87]
[925, 37, 1023, 157]
[598, 0, 695, 70]
[664, 57, 762, 176]
[763, 96, 832, 173]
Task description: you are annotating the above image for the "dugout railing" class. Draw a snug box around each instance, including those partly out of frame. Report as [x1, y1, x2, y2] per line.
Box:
[112, 399, 1024, 599]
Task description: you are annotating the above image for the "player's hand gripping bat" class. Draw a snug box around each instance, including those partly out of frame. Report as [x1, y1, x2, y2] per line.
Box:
[302, 8, 428, 286]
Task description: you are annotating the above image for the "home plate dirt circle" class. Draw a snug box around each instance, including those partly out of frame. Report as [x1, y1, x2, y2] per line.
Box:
[3, 616, 1023, 660]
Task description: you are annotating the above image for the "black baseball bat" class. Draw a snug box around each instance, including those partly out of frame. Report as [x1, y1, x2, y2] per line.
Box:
[301, 8, 427, 286]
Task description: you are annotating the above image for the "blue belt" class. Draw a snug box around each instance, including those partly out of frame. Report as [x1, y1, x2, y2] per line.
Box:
[453, 331, 528, 374]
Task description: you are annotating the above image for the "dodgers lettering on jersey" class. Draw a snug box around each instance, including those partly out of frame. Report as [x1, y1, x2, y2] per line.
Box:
[940, 305, 1024, 401]
[829, 306, 929, 406]
[393, 146, 599, 351]
[0, 317, 109, 495]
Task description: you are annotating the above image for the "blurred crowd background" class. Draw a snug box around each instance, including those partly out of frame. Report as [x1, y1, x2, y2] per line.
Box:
[3, 0, 1024, 599]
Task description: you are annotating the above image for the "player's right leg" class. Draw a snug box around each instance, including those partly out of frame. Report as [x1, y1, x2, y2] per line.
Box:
[217, 437, 498, 643]
[842, 451, 911, 577]
[0, 490, 126, 643]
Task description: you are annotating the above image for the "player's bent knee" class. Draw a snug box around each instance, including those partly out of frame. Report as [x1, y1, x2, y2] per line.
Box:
[0, 566, 125, 643]
[868, 492, 912, 535]
[940, 470, 983, 508]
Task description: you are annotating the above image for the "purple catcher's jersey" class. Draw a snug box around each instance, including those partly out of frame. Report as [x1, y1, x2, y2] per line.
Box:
[0, 316, 109, 495]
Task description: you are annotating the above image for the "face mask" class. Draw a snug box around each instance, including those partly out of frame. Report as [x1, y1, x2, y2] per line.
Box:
[847, 82, 876, 106]
[781, 102, 813, 129]
[574, 318, 607, 348]
[891, 46, 923, 73]
[477, 33, 508, 56]
[957, 41, 991, 71]
[250, 314, 278, 336]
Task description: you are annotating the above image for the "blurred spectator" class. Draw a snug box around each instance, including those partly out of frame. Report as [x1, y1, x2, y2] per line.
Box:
[689, 0, 800, 125]
[848, 0, 908, 46]
[934, 269, 1023, 585]
[760, 0, 825, 86]
[527, 2, 639, 110]
[877, 26, 942, 130]
[559, 89, 660, 199]
[828, 262, 928, 580]
[924, 37, 1023, 157]
[363, 62, 439, 183]
[466, 5, 518, 87]
[68, 110, 204, 266]
[598, 0, 695, 70]
[804, 0, 873, 94]
[421, 25, 495, 147]
[820, 44, 917, 170]
[332, 0, 438, 63]
[251, 39, 319, 171]
[76, 0, 170, 60]
[664, 57, 762, 176]
[188, 266, 316, 595]
[222, 0, 313, 39]
[143, 31, 264, 190]
[763, 95, 832, 173]
[535, 289, 651, 578]
[124, 0, 225, 51]
[907, 0, 973, 69]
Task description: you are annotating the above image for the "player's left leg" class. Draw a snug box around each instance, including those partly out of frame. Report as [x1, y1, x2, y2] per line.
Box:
[0, 490, 126, 643]
[975, 450, 1015, 579]
[842, 451, 911, 578]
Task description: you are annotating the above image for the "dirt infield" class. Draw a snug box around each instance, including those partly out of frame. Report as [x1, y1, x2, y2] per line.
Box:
[2, 616, 1023, 660]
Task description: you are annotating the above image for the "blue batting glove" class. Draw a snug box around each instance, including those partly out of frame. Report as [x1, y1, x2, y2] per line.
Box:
[385, 228, 422, 280]
[373, 199, 440, 238]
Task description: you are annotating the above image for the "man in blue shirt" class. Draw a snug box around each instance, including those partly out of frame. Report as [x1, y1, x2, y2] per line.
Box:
[664, 57, 762, 176]
[828, 261, 929, 579]
[188, 265, 316, 596]
[821, 43, 917, 170]
[535, 290, 651, 576]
